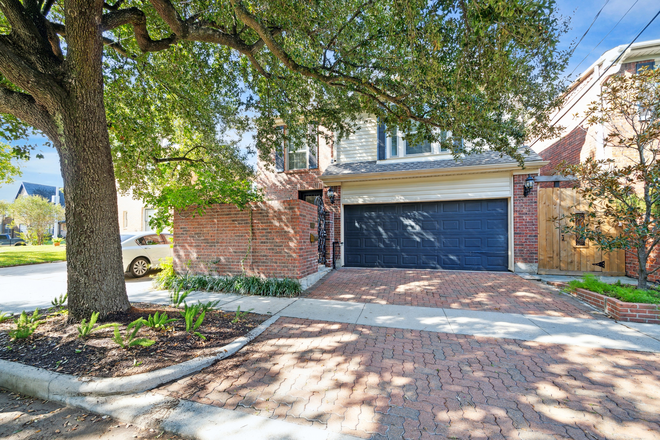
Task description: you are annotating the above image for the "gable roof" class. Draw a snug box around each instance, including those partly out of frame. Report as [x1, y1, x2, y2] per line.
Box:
[15, 182, 65, 207]
[321, 149, 546, 183]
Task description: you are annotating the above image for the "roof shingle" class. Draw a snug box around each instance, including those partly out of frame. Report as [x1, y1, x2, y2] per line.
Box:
[322, 149, 545, 178]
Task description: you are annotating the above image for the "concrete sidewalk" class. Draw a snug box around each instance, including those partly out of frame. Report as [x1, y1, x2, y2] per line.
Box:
[133, 289, 660, 353]
[3, 281, 659, 352]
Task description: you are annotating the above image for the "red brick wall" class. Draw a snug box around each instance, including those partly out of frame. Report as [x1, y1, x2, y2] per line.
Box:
[538, 125, 586, 189]
[255, 166, 341, 267]
[173, 200, 318, 279]
[513, 174, 538, 264]
[551, 282, 660, 324]
[626, 249, 660, 283]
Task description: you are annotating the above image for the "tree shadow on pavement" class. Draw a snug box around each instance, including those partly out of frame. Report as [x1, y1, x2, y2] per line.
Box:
[157, 317, 660, 439]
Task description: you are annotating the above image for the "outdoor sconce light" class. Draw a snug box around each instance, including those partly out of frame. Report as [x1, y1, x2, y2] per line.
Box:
[327, 187, 335, 204]
[523, 175, 535, 197]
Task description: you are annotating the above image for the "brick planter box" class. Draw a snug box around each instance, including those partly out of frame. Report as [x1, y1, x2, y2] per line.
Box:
[550, 282, 660, 324]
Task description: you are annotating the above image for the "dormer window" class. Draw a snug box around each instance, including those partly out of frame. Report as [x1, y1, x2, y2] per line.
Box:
[275, 125, 319, 172]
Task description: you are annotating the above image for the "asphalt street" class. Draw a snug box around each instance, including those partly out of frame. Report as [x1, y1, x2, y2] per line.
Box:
[0, 262, 165, 314]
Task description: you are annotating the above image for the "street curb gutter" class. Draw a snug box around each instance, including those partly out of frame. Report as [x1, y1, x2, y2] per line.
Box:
[63, 393, 360, 440]
[0, 314, 279, 400]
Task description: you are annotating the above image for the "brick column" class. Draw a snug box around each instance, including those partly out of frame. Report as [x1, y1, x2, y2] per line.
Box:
[513, 174, 538, 272]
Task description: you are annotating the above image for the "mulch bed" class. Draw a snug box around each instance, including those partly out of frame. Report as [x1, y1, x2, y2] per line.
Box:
[0, 303, 268, 378]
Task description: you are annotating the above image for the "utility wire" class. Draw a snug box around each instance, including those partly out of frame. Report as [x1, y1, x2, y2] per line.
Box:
[528, 7, 660, 151]
[568, 0, 611, 58]
[567, 0, 640, 79]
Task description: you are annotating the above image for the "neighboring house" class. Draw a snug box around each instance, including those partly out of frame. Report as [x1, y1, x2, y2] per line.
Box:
[254, 116, 545, 274]
[116, 190, 160, 233]
[533, 39, 659, 278]
[14, 182, 66, 237]
[534, 39, 659, 182]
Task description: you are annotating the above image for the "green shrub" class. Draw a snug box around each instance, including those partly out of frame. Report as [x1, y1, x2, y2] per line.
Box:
[0, 311, 11, 323]
[568, 274, 660, 304]
[161, 273, 302, 297]
[154, 257, 176, 289]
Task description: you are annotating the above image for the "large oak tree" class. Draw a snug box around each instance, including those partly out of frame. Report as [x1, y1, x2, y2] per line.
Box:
[0, 0, 567, 320]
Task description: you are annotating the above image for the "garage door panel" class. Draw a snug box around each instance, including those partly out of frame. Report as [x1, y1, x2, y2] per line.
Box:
[344, 199, 508, 271]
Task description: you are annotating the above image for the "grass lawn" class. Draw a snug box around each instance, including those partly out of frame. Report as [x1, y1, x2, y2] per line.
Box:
[0, 245, 66, 268]
[568, 273, 660, 304]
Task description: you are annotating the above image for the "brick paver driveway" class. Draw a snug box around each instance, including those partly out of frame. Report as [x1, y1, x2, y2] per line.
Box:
[306, 269, 595, 319]
[160, 317, 660, 440]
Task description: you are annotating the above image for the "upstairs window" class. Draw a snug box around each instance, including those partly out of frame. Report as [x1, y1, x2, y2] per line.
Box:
[383, 126, 459, 159]
[275, 125, 319, 172]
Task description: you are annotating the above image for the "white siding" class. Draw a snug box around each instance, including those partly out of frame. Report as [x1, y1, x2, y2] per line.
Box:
[336, 116, 378, 163]
[341, 172, 512, 205]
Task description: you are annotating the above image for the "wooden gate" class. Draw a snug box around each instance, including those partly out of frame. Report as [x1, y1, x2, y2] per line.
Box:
[537, 188, 625, 275]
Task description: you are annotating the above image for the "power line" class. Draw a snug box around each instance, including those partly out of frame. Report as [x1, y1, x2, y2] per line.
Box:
[567, 0, 640, 79]
[568, 0, 611, 58]
[529, 7, 660, 151]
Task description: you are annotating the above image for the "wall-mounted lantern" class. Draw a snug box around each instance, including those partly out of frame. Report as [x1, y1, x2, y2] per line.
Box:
[523, 175, 535, 197]
[327, 187, 335, 204]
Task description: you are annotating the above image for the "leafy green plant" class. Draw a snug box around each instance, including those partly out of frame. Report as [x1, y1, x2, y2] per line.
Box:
[170, 287, 191, 307]
[162, 274, 302, 297]
[154, 257, 176, 289]
[232, 306, 254, 324]
[77, 312, 117, 339]
[143, 312, 177, 331]
[8, 310, 44, 340]
[568, 274, 660, 305]
[197, 300, 220, 313]
[0, 311, 11, 323]
[51, 293, 67, 308]
[180, 303, 206, 340]
[111, 319, 156, 349]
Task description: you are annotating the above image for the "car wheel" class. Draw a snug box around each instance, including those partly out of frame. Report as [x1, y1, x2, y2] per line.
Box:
[130, 257, 150, 278]
[14, 242, 25, 246]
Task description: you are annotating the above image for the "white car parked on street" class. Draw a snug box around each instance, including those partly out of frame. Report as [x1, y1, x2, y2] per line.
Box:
[121, 232, 173, 278]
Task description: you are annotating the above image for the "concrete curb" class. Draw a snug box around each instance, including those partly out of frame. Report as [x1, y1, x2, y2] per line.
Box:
[0, 314, 279, 400]
[62, 392, 360, 440]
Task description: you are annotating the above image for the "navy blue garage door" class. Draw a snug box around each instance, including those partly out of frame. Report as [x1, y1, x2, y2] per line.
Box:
[344, 199, 508, 271]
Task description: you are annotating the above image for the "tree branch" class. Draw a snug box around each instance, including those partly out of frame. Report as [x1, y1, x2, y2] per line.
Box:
[0, 35, 66, 108]
[101, 8, 177, 52]
[0, 86, 58, 139]
[152, 156, 205, 164]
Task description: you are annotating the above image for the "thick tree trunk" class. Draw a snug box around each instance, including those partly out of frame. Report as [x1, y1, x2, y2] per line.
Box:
[637, 248, 649, 290]
[60, 0, 130, 321]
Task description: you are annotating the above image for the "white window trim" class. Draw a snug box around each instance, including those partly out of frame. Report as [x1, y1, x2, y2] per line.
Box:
[385, 129, 452, 160]
[282, 126, 319, 171]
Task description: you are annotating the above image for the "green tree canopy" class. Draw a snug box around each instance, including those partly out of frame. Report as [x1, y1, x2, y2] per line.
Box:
[10, 195, 64, 245]
[0, 0, 568, 319]
[558, 67, 660, 289]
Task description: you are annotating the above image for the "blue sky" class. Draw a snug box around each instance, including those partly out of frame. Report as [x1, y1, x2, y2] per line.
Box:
[1, 0, 659, 202]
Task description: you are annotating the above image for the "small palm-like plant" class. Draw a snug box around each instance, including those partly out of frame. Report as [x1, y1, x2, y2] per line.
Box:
[144, 312, 177, 331]
[112, 319, 155, 349]
[77, 312, 116, 339]
[180, 303, 206, 340]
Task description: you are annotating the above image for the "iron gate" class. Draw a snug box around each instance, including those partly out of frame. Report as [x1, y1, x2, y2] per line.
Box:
[315, 196, 327, 264]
